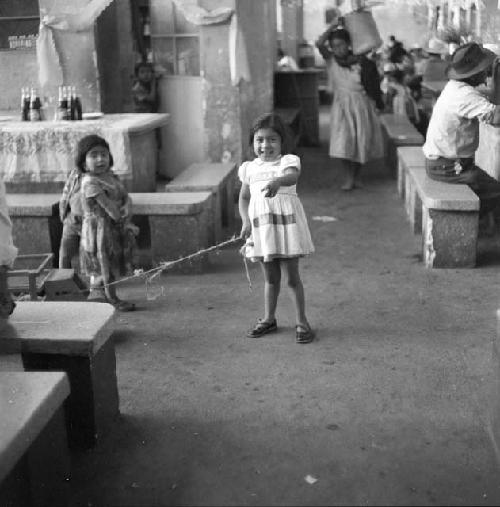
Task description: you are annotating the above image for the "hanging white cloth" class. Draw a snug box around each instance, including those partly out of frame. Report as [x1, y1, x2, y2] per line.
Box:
[229, 13, 251, 86]
[36, 0, 115, 88]
[171, 0, 233, 25]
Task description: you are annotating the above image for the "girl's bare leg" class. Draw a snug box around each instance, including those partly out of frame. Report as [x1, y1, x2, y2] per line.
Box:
[353, 161, 363, 188]
[339, 159, 355, 191]
[261, 259, 281, 322]
[282, 258, 310, 329]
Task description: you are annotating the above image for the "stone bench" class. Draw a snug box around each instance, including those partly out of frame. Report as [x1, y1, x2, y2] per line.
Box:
[131, 191, 213, 272]
[408, 167, 479, 268]
[490, 309, 500, 451]
[2, 301, 118, 450]
[0, 371, 71, 506]
[6, 193, 60, 260]
[163, 162, 237, 244]
[397, 146, 427, 233]
[380, 113, 424, 178]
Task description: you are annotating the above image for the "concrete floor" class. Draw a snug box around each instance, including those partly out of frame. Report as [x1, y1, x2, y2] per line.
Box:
[4, 107, 500, 506]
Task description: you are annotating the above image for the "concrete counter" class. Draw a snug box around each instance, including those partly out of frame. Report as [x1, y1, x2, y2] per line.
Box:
[1, 113, 169, 194]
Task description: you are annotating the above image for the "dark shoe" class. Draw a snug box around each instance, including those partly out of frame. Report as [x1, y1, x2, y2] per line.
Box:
[296, 325, 315, 344]
[246, 318, 277, 338]
[108, 298, 136, 312]
[87, 287, 107, 303]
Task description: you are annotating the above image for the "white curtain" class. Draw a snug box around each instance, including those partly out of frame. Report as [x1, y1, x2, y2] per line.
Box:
[36, 0, 115, 88]
[171, 0, 233, 25]
[170, 1, 249, 85]
[37, 0, 249, 89]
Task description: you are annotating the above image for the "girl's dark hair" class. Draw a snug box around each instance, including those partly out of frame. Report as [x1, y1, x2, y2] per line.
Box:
[248, 113, 295, 156]
[328, 28, 351, 45]
[75, 134, 114, 172]
[134, 61, 154, 77]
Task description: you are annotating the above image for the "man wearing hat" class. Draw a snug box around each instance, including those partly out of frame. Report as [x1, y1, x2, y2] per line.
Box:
[423, 42, 500, 222]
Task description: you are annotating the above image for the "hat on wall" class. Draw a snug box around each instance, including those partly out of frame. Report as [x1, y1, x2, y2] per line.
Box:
[447, 42, 496, 80]
[425, 37, 448, 55]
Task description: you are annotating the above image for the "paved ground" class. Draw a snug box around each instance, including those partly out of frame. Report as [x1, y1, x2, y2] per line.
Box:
[4, 107, 500, 506]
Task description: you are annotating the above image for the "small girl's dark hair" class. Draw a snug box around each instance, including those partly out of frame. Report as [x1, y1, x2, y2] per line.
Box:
[328, 28, 351, 45]
[75, 134, 114, 172]
[134, 61, 154, 77]
[249, 113, 295, 155]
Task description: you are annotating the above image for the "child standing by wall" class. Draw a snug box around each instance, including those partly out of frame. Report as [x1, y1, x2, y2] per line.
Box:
[238, 113, 315, 344]
[77, 135, 137, 312]
[316, 25, 384, 190]
[132, 62, 159, 113]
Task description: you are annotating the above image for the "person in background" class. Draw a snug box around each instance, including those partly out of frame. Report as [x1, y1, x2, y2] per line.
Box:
[0, 178, 17, 319]
[277, 47, 299, 72]
[423, 43, 500, 230]
[421, 38, 449, 82]
[385, 68, 427, 135]
[409, 43, 427, 76]
[387, 35, 407, 65]
[238, 113, 315, 344]
[78, 135, 138, 311]
[132, 61, 159, 113]
[316, 25, 384, 190]
[58, 165, 83, 269]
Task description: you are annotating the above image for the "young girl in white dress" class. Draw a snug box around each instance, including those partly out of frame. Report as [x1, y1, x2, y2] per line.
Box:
[238, 113, 315, 344]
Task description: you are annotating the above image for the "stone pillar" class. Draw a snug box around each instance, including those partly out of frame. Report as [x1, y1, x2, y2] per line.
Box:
[95, 0, 136, 113]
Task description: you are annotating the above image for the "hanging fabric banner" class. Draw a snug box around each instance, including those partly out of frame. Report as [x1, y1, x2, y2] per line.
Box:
[170, 1, 249, 86]
[171, 0, 233, 25]
[229, 13, 251, 86]
[36, 0, 115, 88]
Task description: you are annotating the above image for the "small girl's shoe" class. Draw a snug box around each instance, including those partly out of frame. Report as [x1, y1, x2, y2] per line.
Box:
[246, 318, 277, 338]
[108, 298, 136, 312]
[296, 325, 315, 344]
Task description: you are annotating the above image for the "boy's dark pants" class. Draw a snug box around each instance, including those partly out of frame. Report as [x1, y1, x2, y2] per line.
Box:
[426, 157, 500, 217]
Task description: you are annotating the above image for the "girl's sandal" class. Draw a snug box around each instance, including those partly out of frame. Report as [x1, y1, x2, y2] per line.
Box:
[296, 325, 315, 344]
[246, 318, 278, 338]
[108, 298, 136, 312]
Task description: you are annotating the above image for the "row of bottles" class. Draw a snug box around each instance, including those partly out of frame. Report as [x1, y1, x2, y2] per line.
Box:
[21, 88, 42, 121]
[56, 86, 83, 121]
[20, 86, 83, 122]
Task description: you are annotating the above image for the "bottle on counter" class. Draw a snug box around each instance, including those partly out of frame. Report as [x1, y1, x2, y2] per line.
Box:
[57, 86, 69, 120]
[20, 87, 30, 121]
[70, 86, 83, 120]
[29, 88, 42, 122]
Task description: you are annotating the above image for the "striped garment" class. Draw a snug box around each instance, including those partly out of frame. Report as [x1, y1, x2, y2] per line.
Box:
[239, 154, 314, 262]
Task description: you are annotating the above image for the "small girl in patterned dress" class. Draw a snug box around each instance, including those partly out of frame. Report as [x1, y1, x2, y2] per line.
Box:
[238, 113, 315, 344]
[77, 135, 137, 312]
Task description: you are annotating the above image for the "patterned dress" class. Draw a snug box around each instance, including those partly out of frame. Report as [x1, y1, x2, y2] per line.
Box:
[80, 171, 134, 280]
[328, 57, 384, 163]
[239, 154, 314, 262]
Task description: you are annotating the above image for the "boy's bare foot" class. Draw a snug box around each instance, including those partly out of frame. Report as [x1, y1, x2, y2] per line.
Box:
[341, 181, 355, 191]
